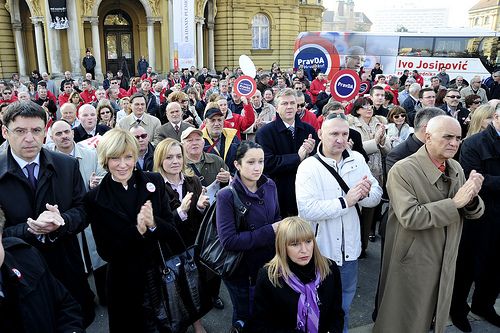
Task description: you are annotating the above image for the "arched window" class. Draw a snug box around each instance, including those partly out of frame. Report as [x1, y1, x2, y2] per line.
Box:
[252, 14, 270, 49]
[474, 17, 480, 25]
[484, 16, 491, 25]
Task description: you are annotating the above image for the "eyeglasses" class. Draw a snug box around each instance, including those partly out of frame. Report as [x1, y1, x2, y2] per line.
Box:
[393, 114, 406, 119]
[180, 100, 189, 103]
[362, 104, 373, 109]
[326, 113, 347, 120]
[100, 111, 111, 115]
[472, 100, 481, 104]
[297, 103, 305, 108]
[134, 133, 148, 140]
[6, 127, 44, 137]
[446, 95, 461, 99]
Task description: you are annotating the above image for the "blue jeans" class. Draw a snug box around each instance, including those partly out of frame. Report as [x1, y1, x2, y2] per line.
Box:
[339, 259, 358, 333]
[223, 278, 255, 326]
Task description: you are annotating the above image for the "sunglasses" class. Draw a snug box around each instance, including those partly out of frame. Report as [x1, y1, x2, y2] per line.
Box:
[134, 133, 148, 140]
[326, 113, 347, 120]
[180, 100, 188, 103]
[393, 114, 406, 119]
[2, 92, 12, 95]
[297, 103, 305, 107]
[473, 101, 481, 104]
[447, 95, 461, 99]
[100, 111, 111, 115]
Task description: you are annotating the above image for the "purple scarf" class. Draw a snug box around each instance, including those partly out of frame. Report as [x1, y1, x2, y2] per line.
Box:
[284, 271, 321, 333]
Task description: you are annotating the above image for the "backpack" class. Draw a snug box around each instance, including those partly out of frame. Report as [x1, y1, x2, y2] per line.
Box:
[195, 185, 247, 278]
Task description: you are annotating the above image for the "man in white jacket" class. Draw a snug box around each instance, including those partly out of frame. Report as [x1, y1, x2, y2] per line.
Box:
[296, 113, 382, 333]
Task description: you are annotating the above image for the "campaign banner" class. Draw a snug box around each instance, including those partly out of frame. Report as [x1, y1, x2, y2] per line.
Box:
[394, 57, 487, 81]
[233, 76, 257, 97]
[173, 0, 195, 69]
[330, 69, 361, 102]
[48, 0, 68, 29]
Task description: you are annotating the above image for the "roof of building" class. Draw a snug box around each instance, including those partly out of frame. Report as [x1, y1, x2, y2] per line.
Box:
[470, 0, 500, 11]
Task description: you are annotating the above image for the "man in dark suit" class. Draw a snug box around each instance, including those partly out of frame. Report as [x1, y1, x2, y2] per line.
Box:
[439, 88, 470, 139]
[153, 102, 193, 145]
[255, 88, 319, 217]
[73, 104, 110, 143]
[0, 101, 95, 326]
[130, 125, 155, 171]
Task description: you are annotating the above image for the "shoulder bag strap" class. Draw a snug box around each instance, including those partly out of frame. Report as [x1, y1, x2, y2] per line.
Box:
[188, 163, 207, 186]
[227, 185, 248, 229]
[313, 154, 362, 218]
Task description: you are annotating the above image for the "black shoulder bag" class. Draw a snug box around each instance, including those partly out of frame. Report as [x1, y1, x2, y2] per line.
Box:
[313, 154, 362, 219]
[195, 185, 247, 278]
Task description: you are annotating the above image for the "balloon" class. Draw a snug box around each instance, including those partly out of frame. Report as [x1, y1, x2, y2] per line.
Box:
[239, 55, 257, 78]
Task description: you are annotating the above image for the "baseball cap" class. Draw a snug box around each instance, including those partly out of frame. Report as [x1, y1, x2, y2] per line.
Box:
[180, 127, 203, 141]
[204, 107, 223, 119]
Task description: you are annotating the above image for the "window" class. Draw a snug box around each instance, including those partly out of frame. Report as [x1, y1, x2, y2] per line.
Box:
[252, 14, 270, 49]
[433, 37, 479, 57]
[484, 16, 491, 25]
[398, 37, 433, 56]
[474, 17, 480, 25]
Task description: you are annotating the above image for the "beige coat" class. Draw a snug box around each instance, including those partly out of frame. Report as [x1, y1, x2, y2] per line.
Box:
[348, 115, 391, 184]
[374, 145, 484, 333]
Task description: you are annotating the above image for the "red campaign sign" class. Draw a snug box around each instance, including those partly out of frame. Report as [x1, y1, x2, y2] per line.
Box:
[234, 76, 257, 97]
[330, 69, 361, 102]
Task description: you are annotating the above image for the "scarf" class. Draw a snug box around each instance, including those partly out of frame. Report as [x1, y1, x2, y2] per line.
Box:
[284, 266, 321, 333]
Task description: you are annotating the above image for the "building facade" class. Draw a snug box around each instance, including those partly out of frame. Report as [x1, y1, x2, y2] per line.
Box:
[468, 0, 500, 31]
[322, 0, 372, 32]
[0, 0, 323, 80]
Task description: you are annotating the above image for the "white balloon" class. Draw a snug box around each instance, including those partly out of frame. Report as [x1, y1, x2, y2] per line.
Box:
[239, 55, 256, 78]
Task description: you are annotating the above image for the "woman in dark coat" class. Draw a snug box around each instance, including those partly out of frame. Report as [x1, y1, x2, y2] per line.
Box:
[248, 216, 344, 333]
[85, 128, 183, 333]
[153, 138, 216, 333]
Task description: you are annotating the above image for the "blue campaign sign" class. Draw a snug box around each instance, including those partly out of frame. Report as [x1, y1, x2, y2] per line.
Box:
[330, 69, 361, 102]
[234, 75, 257, 97]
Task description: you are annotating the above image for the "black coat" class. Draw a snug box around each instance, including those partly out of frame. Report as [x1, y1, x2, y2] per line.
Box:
[439, 104, 470, 139]
[164, 175, 204, 246]
[0, 237, 84, 333]
[385, 133, 423, 173]
[82, 55, 96, 71]
[0, 148, 94, 326]
[136, 142, 155, 172]
[85, 170, 184, 333]
[349, 128, 369, 162]
[248, 263, 344, 333]
[255, 114, 319, 217]
[73, 124, 111, 143]
[460, 124, 500, 229]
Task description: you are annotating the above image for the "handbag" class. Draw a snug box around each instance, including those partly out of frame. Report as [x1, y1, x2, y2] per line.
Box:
[144, 237, 212, 333]
[195, 185, 247, 278]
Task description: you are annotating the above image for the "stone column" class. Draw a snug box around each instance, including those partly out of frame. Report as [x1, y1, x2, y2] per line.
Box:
[44, 0, 62, 77]
[31, 17, 47, 74]
[168, 0, 175, 70]
[207, 22, 215, 71]
[66, 0, 82, 76]
[90, 17, 103, 81]
[12, 22, 27, 77]
[196, 17, 204, 69]
[147, 18, 156, 71]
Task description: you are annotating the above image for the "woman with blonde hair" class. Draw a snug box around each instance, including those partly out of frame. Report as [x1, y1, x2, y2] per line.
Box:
[466, 104, 496, 138]
[248, 216, 344, 333]
[153, 137, 211, 333]
[85, 128, 183, 332]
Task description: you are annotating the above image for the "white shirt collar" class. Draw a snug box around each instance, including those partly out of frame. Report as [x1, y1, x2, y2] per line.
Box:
[11, 149, 41, 169]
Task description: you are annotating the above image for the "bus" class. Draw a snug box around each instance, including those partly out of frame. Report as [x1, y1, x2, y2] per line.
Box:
[294, 30, 500, 85]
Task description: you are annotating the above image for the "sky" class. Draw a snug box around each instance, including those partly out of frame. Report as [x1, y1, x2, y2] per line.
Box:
[324, 0, 480, 28]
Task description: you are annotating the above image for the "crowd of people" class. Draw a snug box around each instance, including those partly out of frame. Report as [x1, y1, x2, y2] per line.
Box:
[0, 60, 499, 333]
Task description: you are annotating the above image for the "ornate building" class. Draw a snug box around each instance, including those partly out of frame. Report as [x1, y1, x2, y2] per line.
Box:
[0, 0, 323, 80]
[468, 0, 500, 31]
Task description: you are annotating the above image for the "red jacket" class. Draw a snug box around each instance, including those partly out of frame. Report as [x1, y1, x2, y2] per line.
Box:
[300, 109, 319, 131]
[80, 89, 96, 104]
[0, 96, 18, 104]
[201, 104, 256, 140]
[309, 78, 328, 104]
[384, 86, 399, 105]
[35, 91, 57, 104]
[414, 74, 424, 87]
[58, 92, 71, 106]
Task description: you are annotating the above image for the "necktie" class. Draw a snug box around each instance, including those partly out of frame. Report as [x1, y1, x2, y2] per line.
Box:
[136, 118, 142, 125]
[438, 163, 446, 173]
[288, 126, 295, 139]
[174, 124, 180, 134]
[25, 163, 38, 189]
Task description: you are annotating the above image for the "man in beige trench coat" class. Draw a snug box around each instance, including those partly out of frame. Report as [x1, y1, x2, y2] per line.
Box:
[373, 116, 484, 333]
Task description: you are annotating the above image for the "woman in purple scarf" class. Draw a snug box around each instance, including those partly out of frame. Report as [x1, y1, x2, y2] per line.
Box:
[248, 217, 344, 333]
